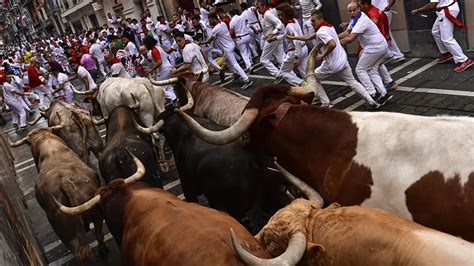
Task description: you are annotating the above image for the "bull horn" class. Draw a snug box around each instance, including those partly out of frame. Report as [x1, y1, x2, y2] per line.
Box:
[230, 228, 306, 265]
[176, 108, 259, 145]
[274, 161, 324, 208]
[133, 117, 164, 134]
[194, 65, 208, 76]
[71, 84, 96, 95]
[129, 93, 140, 110]
[8, 136, 28, 147]
[54, 149, 145, 216]
[148, 77, 179, 86]
[88, 110, 106, 125]
[27, 115, 44, 126]
[288, 44, 320, 97]
[178, 89, 194, 112]
[49, 113, 65, 130]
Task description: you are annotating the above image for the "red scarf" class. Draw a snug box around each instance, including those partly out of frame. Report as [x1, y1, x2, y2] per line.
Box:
[183, 40, 193, 48]
[316, 21, 333, 31]
[262, 7, 271, 15]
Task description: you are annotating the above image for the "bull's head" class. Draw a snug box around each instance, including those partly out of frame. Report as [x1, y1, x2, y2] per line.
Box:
[52, 149, 145, 215]
[230, 163, 324, 265]
[174, 45, 321, 145]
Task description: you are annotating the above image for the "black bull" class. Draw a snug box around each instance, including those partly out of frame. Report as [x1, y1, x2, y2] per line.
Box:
[160, 113, 290, 232]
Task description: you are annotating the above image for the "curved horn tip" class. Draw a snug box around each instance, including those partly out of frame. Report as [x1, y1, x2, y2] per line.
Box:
[8, 136, 28, 147]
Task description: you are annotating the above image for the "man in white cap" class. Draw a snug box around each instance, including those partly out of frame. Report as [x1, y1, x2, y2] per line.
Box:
[412, 0, 472, 72]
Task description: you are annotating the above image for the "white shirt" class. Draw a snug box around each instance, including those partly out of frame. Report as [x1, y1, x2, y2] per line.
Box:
[172, 34, 194, 51]
[57, 73, 73, 96]
[299, 0, 322, 18]
[156, 23, 173, 48]
[77, 66, 97, 90]
[260, 9, 284, 38]
[2, 82, 18, 102]
[89, 43, 105, 61]
[211, 22, 236, 52]
[148, 46, 173, 77]
[200, 7, 210, 24]
[11, 76, 25, 92]
[182, 43, 207, 73]
[371, 0, 388, 11]
[281, 22, 305, 57]
[317, 25, 347, 73]
[125, 41, 139, 57]
[230, 15, 251, 37]
[431, 0, 459, 16]
[349, 12, 388, 53]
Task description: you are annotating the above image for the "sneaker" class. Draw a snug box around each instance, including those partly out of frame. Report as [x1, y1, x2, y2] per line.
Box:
[241, 80, 254, 90]
[437, 52, 453, 64]
[366, 102, 380, 111]
[454, 59, 473, 73]
[392, 56, 406, 64]
[384, 81, 398, 91]
[244, 67, 252, 74]
[372, 92, 382, 101]
[219, 71, 226, 82]
[13, 124, 19, 130]
[273, 76, 284, 84]
[321, 102, 334, 108]
[377, 93, 393, 106]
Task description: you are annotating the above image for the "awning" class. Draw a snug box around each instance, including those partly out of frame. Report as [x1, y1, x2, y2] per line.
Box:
[61, 0, 92, 18]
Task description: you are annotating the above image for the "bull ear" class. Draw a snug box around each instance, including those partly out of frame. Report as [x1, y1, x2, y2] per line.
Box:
[303, 242, 333, 265]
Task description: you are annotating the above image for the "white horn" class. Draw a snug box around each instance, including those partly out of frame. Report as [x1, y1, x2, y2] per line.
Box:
[288, 44, 320, 97]
[178, 89, 194, 112]
[71, 84, 96, 95]
[8, 136, 28, 147]
[133, 117, 165, 134]
[148, 77, 179, 86]
[176, 108, 259, 145]
[27, 115, 44, 126]
[274, 161, 324, 208]
[230, 228, 306, 265]
[54, 149, 144, 216]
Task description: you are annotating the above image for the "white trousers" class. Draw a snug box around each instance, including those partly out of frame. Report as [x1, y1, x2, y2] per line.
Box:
[356, 47, 388, 97]
[32, 85, 52, 108]
[98, 58, 109, 77]
[152, 67, 176, 100]
[6, 98, 26, 127]
[202, 45, 221, 72]
[302, 17, 317, 49]
[379, 63, 393, 84]
[223, 49, 249, 81]
[261, 40, 286, 76]
[278, 48, 308, 86]
[315, 63, 376, 105]
[235, 34, 253, 70]
[431, 5, 468, 63]
[385, 11, 404, 59]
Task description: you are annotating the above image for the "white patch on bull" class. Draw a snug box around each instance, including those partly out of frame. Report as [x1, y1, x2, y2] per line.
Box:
[411, 230, 474, 264]
[349, 112, 474, 220]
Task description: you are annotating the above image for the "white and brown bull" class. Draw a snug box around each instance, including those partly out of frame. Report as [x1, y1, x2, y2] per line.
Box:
[28, 100, 104, 164]
[53, 154, 304, 265]
[8, 125, 107, 265]
[177, 46, 474, 242]
[231, 167, 474, 265]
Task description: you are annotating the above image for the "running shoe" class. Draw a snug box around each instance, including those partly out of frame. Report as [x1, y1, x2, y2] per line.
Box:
[454, 59, 473, 73]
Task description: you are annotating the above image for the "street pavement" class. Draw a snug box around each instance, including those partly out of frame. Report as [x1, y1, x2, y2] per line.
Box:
[1, 56, 473, 265]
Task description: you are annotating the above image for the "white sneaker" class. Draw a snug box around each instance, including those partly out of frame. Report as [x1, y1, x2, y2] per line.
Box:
[321, 102, 334, 108]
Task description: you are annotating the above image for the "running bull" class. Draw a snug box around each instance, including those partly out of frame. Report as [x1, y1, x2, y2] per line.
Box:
[231, 167, 474, 265]
[138, 112, 289, 232]
[53, 154, 305, 265]
[177, 46, 474, 241]
[8, 125, 107, 265]
[27, 100, 104, 164]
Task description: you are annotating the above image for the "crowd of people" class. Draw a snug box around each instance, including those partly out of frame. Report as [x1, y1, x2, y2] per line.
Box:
[0, 0, 472, 131]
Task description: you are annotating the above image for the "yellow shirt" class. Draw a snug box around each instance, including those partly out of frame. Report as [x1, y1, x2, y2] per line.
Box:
[24, 51, 32, 64]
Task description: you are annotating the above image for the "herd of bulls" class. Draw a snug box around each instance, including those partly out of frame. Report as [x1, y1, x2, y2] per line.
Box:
[7, 47, 474, 265]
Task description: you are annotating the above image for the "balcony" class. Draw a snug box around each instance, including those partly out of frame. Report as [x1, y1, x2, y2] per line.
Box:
[60, 0, 92, 18]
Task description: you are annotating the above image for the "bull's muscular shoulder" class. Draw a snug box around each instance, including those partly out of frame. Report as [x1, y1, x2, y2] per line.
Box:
[120, 186, 269, 265]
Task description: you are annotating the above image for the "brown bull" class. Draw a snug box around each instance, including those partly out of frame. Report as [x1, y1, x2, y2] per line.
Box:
[177, 46, 474, 242]
[8, 125, 107, 265]
[233, 198, 474, 265]
[54, 153, 305, 265]
[28, 100, 104, 164]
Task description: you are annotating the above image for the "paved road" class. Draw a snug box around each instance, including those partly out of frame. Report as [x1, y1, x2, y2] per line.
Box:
[1, 56, 473, 265]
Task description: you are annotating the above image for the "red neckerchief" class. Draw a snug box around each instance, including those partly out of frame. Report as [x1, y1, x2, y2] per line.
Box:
[262, 7, 271, 15]
[316, 20, 333, 31]
[284, 19, 295, 26]
[183, 40, 192, 48]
